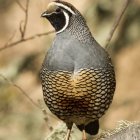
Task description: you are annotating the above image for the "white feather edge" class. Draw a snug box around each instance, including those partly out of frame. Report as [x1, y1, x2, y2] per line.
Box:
[55, 2, 76, 15]
[56, 11, 69, 34]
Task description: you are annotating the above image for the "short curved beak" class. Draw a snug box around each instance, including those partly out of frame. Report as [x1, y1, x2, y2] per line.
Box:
[41, 11, 49, 18]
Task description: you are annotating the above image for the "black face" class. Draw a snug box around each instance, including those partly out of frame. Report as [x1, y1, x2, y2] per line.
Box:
[41, 6, 73, 33]
[47, 9, 66, 32]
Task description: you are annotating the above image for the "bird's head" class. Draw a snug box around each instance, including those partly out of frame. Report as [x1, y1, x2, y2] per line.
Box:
[41, 1, 78, 34]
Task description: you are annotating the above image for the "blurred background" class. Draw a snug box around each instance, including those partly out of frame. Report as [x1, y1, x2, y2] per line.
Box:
[0, 0, 140, 140]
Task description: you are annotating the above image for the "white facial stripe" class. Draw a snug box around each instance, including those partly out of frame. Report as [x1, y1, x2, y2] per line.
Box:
[55, 3, 76, 15]
[56, 11, 69, 34]
[42, 11, 57, 16]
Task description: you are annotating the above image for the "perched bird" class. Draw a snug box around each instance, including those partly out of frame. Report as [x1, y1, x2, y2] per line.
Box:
[40, 1, 116, 140]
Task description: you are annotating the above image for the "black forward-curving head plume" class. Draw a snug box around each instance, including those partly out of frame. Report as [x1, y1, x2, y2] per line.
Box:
[41, 1, 78, 34]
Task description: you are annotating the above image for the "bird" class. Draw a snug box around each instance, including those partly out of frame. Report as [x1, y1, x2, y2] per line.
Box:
[40, 1, 116, 140]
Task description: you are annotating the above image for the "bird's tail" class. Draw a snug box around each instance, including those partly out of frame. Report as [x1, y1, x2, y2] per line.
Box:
[76, 120, 99, 135]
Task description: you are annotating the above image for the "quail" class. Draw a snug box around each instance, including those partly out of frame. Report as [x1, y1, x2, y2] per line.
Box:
[40, 1, 116, 140]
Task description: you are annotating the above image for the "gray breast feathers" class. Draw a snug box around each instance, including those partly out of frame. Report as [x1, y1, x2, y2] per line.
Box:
[43, 32, 112, 72]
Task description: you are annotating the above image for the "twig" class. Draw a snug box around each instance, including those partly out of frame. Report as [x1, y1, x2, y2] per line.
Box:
[4, 30, 17, 47]
[19, 20, 24, 38]
[0, 74, 41, 109]
[0, 30, 54, 52]
[0, 0, 54, 52]
[15, 0, 26, 12]
[22, 0, 29, 38]
[16, 0, 29, 38]
[105, 0, 131, 49]
[0, 73, 56, 125]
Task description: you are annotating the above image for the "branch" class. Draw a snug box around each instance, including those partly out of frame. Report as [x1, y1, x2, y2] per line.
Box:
[0, 0, 55, 52]
[0, 0, 56, 123]
[15, 0, 26, 12]
[0, 74, 41, 109]
[0, 30, 54, 52]
[0, 73, 57, 125]
[15, 0, 30, 39]
[22, 0, 29, 38]
[105, 0, 131, 49]
[4, 30, 17, 47]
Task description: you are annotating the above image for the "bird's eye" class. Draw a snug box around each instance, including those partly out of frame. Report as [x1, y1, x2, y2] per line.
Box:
[56, 8, 61, 13]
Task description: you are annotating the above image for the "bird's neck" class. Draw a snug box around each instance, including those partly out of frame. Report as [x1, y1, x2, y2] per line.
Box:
[65, 15, 95, 44]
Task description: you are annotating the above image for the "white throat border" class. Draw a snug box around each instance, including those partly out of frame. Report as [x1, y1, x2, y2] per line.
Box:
[56, 11, 69, 34]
